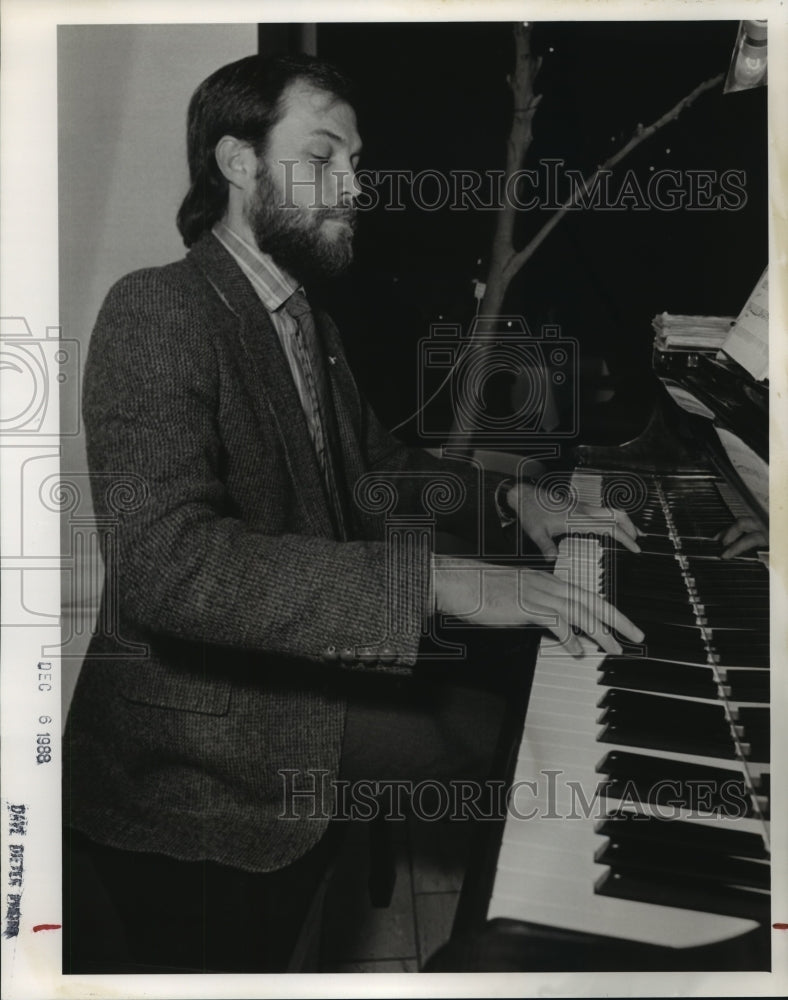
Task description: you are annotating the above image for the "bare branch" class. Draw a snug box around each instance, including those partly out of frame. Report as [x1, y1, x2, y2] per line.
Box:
[483, 22, 542, 314]
[501, 72, 725, 283]
[450, 26, 722, 455]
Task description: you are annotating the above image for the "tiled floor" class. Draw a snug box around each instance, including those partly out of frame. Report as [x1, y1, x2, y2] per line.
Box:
[319, 814, 474, 972]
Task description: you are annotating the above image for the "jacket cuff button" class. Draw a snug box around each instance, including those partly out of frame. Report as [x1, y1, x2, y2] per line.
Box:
[324, 645, 339, 662]
[378, 645, 397, 665]
[339, 647, 358, 665]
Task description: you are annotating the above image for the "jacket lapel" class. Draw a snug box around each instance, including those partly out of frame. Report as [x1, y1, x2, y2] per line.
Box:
[186, 233, 336, 538]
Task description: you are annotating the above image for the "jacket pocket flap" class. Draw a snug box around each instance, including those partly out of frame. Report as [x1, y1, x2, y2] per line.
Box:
[118, 667, 231, 716]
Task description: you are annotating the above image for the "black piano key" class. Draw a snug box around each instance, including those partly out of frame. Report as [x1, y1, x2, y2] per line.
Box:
[611, 595, 699, 632]
[688, 555, 767, 570]
[635, 644, 710, 666]
[612, 602, 697, 627]
[694, 587, 768, 602]
[594, 813, 769, 859]
[597, 689, 729, 728]
[735, 707, 770, 762]
[710, 633, 770, 650]
[596, 750, 755, 808]
[690, 571, 768, 582]
[595, 749, 740, 783]
[723, 668, 770, 699]
[713, 647, 770, 669]
[635, 622, 708, 647]
[609, 550, 685, 570]
[695, 593, 769, 607]
[715, 650, 770, 669]
[696, 595, 770, 609]
[594, 868, 770, 923]
[598, 661, 718, 699]
[599, 776, 755, 816]
[741, 736, 770, 763]
[636, 535, 678, 555]
[594, 839, 770, 890]
[606, 571, 685, 592]
[609, 561, 686, 583]
[613, 601, 696, 623]
[639, 639, 709, 661]
[676, 539, 725, 557]
[635, 512, 669, 531]
[598, 722, 738, 760]
[703, 614, 770, 629]
[692, 572, 769, 588]
[618, 599, 701, 617]
[737, 707, 770, 731]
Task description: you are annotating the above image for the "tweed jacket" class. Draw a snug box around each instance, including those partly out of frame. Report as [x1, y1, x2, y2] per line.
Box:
[63, 232, 507, 872]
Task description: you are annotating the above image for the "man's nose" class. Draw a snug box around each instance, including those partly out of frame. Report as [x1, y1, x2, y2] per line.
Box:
[333, 163, 360, 206]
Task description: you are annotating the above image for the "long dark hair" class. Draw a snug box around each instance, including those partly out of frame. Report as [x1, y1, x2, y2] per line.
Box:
[176, 54, 353, 247]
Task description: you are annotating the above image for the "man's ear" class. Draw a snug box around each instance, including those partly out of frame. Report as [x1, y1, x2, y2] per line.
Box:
[215, 136, 258, 191]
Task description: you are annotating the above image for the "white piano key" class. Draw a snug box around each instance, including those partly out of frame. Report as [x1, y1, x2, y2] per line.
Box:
[488, 527, 770, 952]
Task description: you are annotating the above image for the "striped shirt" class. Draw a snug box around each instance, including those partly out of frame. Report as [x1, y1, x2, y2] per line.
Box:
[212, 221, 326, 462]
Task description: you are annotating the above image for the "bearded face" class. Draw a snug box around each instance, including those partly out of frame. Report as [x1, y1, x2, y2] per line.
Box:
[246, 159, 357, 284]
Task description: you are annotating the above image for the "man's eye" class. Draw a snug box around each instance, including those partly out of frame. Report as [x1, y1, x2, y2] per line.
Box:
[308, 153, 330, 163]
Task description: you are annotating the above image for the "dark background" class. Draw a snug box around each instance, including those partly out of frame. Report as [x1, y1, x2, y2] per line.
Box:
[265, 21, 768, 453]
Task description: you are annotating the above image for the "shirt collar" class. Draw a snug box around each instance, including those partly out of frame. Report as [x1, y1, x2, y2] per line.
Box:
[212, 221, 299, 312]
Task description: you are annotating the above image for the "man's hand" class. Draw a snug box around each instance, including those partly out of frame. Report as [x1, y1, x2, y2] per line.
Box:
[433, 555, 645, 657]
[505, 481, 641, 560]
[717, 517, 768, 559]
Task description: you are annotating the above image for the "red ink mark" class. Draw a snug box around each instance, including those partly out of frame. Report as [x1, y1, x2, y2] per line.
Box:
[32, 924, 61, 933]
[773, 923, 788, 930]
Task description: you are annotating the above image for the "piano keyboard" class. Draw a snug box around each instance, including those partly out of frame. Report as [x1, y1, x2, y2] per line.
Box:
[487, 473, 770, 951]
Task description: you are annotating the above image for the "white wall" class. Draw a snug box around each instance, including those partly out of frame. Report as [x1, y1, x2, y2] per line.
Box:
[58, 24, 258, 716]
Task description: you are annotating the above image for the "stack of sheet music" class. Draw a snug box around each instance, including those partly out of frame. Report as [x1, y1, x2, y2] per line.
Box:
[652, 313, 736, 350]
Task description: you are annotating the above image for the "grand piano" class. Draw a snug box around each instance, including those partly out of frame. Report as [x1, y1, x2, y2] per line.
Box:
[425, 326, 772, 972]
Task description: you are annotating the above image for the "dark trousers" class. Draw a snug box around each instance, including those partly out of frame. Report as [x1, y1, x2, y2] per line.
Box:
[63, 630, 532, 974]
[62, 824, 341, 974]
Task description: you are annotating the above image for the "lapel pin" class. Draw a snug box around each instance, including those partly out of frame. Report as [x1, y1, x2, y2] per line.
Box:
[328, 356, 337, 366]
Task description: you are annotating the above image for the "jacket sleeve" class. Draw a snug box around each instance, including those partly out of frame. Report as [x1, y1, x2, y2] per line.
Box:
[83, 268, 430, 667]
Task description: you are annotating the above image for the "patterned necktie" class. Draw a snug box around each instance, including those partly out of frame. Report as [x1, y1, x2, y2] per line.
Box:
[282, 290, 349, 538]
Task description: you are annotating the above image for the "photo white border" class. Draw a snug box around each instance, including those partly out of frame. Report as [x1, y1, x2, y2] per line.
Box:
[1, 1, 786, 997]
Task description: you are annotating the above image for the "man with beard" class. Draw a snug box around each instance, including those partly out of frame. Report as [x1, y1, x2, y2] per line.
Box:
[62, 54, 642, 974]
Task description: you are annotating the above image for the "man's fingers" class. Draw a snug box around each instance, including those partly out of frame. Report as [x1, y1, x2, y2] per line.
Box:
[535, 576, 644, 654]
[560, 628, 585, 658]
[580, 506, 642, 551]
[528, 529, 559, 560]
[590, 505, 639, 541]
[575, 589, 644, 647]
[530, 601, 584, 656]
[722, 532, 767, 559]
[613, 527, 641, 554]
[611, 508, 640, 542]
[720, 517, 759, 546]
[720, 523, 743, 546]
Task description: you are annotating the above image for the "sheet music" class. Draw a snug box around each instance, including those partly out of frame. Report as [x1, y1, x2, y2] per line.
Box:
[715, 426, 769, 515]
[720, 268, 769, 381]
[662, 383, 716, 419]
